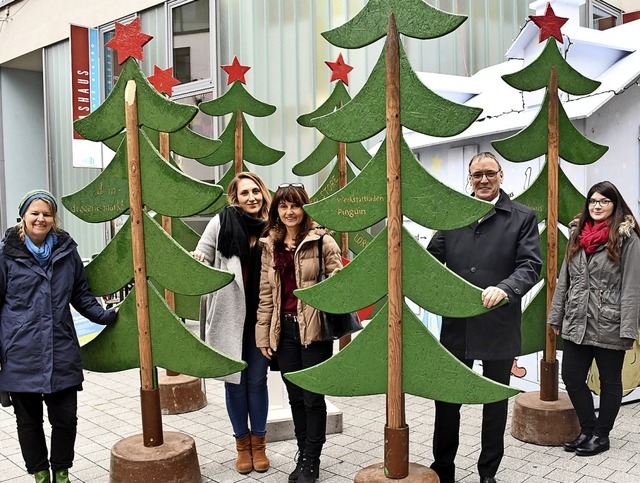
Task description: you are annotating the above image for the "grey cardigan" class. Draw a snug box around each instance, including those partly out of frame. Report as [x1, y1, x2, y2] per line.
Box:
[549, 216, 640, 350]
[195, 215, 247, 384]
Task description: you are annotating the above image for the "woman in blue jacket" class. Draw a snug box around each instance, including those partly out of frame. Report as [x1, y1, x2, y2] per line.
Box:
[0, 190, 117, 483]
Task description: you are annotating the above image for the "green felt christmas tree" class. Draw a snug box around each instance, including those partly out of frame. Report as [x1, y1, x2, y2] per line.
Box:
[283, 0, 521, 477]
[62, 18, 245, 444]
[491, 5, 607, 372]
[196, 57, 285, 214]
[295, 55, 373, 256]
[288, 0, 516, 400]
[99, 68, 223, 322]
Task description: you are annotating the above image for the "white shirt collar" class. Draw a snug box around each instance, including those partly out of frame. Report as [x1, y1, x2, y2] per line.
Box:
[478, 194, 499, 223]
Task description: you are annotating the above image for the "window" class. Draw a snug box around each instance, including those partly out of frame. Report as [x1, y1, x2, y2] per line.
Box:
[589, 0, 622, 30]
[169, 0, 215, 93]
[96, 4, 220, 185]
[173, 47, 192, 84]
[170, 90, 222, 183]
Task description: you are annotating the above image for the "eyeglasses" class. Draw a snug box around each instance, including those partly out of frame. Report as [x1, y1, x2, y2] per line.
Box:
[469, 170, 501, 181]
[278, 183, 305, 189]
[588, 198, 612, 207]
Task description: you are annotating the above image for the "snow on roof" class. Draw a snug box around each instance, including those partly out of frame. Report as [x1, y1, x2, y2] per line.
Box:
[407, 17, 640, 151]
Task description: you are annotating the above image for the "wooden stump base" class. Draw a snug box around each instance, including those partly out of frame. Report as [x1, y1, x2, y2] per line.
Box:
[354, 463, 438, 482]
[158, 372, 207, 415]
[510, 391, 580, 446]
[110, 432, 201, 483]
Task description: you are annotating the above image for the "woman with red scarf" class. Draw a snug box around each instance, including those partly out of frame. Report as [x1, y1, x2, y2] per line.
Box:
[549, 181, 640, 457]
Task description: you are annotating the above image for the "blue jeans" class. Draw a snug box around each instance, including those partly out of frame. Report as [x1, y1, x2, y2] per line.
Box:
[225, 325, 269, 438]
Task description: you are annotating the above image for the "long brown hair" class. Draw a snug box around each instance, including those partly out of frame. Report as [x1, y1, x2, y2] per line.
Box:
[264, 184, 314, 247]
[566, 181, 640, 262]
[226, 171, 271, 220]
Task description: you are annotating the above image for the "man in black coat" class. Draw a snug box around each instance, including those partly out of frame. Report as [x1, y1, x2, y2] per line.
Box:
[427, 152, 542, 483]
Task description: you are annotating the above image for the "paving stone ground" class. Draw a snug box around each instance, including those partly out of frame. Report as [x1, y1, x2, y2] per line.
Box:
[1, 366, 639, 482]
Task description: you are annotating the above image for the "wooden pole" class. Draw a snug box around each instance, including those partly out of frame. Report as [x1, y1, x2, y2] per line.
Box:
[384, 14, 408, 479]
[338, 139, 349, 258]
[337, 133, 352, 350]
[125, 80, 164, 446]
[159, 132, 176, 312]
[540, 67, 559, 402]
[234, 109, 243, 174]
[159, 132, 179, 377]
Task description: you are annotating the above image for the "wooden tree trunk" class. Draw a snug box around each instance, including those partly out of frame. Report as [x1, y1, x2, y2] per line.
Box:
[384, 14, 408, 479]
[125, 80, 164, 446]
[159, 132, 179, 377]
[337, 135, 352, 350]
[541, 67, 559, 402]
[234, 109, 243, 174]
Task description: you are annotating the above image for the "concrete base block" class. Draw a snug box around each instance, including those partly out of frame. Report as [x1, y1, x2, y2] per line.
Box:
[158, 372, 207, 415]
[266, 400, 342, 442]
[510, 391, 580, 446]
[354, 462, 438, 482]
[110, 432, 201, 483]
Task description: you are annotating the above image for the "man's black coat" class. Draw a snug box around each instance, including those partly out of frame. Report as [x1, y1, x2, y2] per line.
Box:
[427, 189, 542, 360]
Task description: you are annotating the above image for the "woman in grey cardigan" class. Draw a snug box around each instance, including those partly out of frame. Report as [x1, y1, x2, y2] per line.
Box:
[192, 172, 271, 474]
[549, 181, 640, 457]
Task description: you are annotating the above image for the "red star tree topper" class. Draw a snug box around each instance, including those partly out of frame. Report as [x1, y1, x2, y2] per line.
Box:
[325, 53, 353, 85]
[222, 57, 251, 85]
[105, 17, 153, 64]
[529, 2, 569, 43]
[148, 66, 181, 96]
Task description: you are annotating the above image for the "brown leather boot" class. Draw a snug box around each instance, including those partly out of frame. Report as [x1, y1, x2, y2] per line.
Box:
[250, 433, 270, 473]
[235, 434, 253, 474]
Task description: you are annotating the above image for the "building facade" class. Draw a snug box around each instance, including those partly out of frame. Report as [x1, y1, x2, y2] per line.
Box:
[0, 0, 632, 256]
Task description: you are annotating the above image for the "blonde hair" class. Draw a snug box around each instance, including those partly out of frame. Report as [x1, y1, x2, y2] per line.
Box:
[17, 197, 60, 243]
[226, 172, 271, 220]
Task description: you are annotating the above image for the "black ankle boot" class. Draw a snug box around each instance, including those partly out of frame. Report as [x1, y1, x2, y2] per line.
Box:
[288, 450, 305, 482]
[575, 435, 610, 456]
[563, 433, 591, 452]
[297, 458, 320, 483]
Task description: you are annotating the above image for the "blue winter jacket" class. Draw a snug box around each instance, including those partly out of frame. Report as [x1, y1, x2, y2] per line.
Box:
[0, 227, 116, 393]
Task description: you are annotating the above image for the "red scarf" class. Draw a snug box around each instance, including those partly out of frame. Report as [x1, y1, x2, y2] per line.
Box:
[579, 221, 610, 254]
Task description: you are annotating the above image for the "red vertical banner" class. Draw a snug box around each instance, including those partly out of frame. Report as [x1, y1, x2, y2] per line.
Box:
[70, 25, 91, 139]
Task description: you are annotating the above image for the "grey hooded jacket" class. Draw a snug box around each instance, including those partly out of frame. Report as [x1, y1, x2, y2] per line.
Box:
[549, 216, 640, 350]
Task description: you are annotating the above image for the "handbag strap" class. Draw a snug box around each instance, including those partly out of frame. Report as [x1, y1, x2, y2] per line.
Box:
[317, 235, 324, 282]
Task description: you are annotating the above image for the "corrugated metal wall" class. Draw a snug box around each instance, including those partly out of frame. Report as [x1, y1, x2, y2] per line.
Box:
[216, 0, 532, 192]
[404, 0, 532, 75]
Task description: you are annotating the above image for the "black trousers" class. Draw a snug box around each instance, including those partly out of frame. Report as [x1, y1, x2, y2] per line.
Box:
[11, 387, 78, 474]
[562, 339, 626, 438]
[431, 358, 512, 483]
[278, 315, 333, 460]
